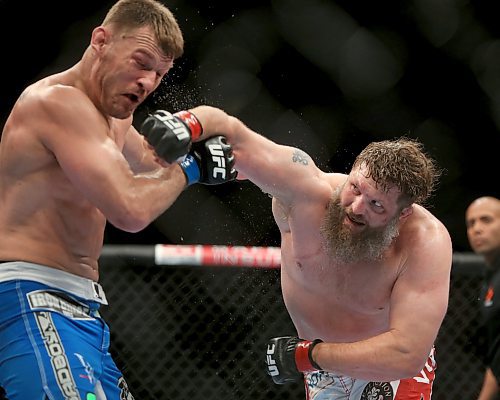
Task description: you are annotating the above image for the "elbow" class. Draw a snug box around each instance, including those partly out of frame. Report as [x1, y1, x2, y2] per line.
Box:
[368, 359, 425, 382]
[109, 215, 150, 233]
[399, 360, 426, 380]
[106, 202, 152, 233]
[117, 220, 149, 233]
[372, 359, 425, 382]
[387, 331, 434, 380]
[393, 352, 429, 381]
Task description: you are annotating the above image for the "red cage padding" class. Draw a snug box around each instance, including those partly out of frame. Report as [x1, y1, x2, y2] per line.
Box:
[154, 244, 281, 268]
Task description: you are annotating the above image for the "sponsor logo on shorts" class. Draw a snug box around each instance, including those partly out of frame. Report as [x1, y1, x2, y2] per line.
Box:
[118, 377, 135, 400]
[34, 311, 80, 400]
[75, 353, 95, 384]
[92, 283, 105, 302]
[305, 371, 336, 392]
[28, 291, 92, 319]
[361, 382, 394, 400]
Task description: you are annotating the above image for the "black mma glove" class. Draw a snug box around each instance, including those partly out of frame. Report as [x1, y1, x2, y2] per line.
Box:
[266, 336, 323, 384]
[179, 135, 237, 185]
[140, 110, 203, 163]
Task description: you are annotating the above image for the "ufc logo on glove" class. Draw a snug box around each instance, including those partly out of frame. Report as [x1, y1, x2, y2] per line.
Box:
[178, 135, 237, 186]
[153, 111, 190, 141]
[208, 144, 226, 179]
[266, 343, 280, 377]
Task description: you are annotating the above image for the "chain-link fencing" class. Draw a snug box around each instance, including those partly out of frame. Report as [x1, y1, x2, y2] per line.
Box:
[98, 249, 488, 400]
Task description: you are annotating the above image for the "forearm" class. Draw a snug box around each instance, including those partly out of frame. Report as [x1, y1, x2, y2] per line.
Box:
[312, 331, 430, 381]
[131, 145, 169, 173]
[139, 164, 187, 216]
[189, 107, 320, 199]
[477, 368, 499, 400]
[189, 106, 242, 142]
[107, 164, 187, 232]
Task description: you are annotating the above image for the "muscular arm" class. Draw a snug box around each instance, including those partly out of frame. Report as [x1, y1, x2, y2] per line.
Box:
[35, 85, 187, 232]
[122, 123, 165, 173]
[477, 368, 499, 400]
[312, 221, 452, 381]
[190, 105, 327, 204]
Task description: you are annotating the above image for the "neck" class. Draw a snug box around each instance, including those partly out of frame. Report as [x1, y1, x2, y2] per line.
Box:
[75, 48, 109, 120]
[76, 47, 95, 91]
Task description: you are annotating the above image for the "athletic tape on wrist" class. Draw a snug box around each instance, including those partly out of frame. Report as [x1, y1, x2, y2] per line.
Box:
[174, 110, 203, 140]
[295, 339, 323, 372]
[179, 154, 200, 186]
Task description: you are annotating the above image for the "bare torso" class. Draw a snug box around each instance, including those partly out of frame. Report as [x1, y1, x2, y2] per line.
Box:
[0, 71, 130, 280]
[273, 173, 438, 343]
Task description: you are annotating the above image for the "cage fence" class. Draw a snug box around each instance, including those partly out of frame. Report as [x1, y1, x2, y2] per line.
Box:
[98, 248, 489, 400]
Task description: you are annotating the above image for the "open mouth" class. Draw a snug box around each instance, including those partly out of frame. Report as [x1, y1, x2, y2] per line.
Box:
[124, 93, 140, 104]
[346, 214, 365, 226]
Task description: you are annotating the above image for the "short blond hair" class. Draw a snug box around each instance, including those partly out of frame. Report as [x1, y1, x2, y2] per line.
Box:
[102, 0, 184, 59]
[353, 137, 441, 206]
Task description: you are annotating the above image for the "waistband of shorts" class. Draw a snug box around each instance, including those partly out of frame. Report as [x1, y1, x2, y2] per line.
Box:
[0, 261, 107, 304]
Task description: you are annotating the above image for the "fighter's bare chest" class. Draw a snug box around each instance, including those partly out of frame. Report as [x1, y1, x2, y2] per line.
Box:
[283, 253, 398, 313]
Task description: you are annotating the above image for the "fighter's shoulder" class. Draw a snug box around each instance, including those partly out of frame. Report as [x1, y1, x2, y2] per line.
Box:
[396, 206, 452, 281]
[40, 84, 91, 112]
[20, 82, 93, 120]
[272, 172, 342, 213]
[300, 172, 346, 201]
[323, 172, 348, 191]
[403, 205, 452, 247]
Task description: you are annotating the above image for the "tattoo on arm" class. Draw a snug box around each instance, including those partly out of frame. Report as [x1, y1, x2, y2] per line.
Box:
[292, 150, 309, 166]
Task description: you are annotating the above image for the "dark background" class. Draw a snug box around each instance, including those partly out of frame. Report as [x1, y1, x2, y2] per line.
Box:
[1, 0, 499, 252]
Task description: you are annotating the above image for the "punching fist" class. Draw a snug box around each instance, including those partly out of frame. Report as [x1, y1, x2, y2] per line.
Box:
[266, 336, 323, 384]
[180, 136, 237, 186]
[140, 110, 203, 163]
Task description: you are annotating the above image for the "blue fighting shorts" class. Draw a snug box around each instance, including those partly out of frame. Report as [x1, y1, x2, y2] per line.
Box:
[0, 262, 135, 400]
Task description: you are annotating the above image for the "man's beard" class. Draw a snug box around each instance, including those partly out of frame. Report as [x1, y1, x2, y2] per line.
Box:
[320, 189, 400, 264]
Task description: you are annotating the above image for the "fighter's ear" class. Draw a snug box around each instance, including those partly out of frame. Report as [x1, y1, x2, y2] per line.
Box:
[399, 206, 413, 220]
[90, 26, 109, 52]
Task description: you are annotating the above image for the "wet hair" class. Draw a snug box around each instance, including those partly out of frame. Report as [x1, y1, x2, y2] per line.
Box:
[352, 137, 441, 206]
[102, 0, 184, 59]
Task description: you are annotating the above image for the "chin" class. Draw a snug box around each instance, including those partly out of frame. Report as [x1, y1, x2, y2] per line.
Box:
[110, 108, 134, 120]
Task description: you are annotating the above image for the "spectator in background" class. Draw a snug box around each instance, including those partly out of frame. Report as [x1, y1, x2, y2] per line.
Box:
[465, 196, 500, 400]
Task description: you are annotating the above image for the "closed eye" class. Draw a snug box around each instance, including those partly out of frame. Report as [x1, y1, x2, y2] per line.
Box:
[134, 59, 148, 69]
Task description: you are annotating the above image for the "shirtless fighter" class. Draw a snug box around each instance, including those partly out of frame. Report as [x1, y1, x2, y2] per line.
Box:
[0, 1, 235, 399]
[182, 107, 452, 400]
